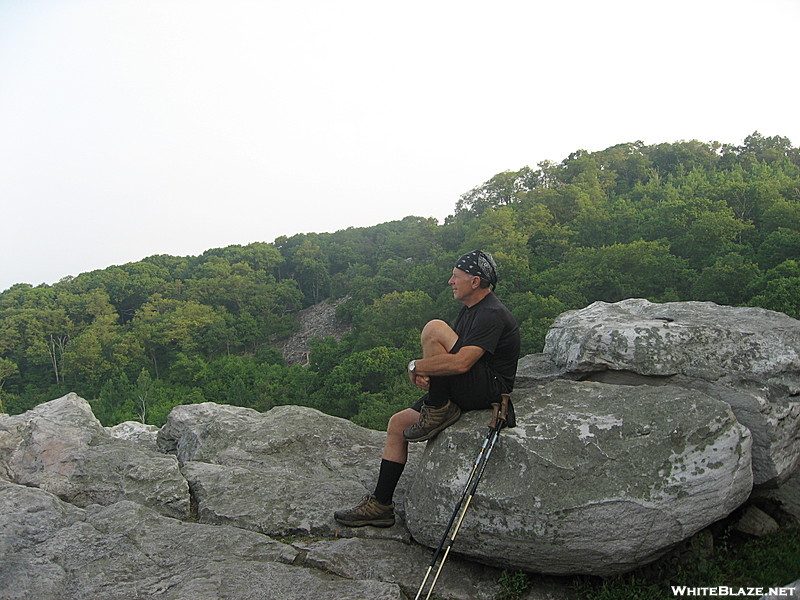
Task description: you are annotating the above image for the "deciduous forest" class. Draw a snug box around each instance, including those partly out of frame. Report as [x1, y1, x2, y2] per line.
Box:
[2, 133, 798, 430]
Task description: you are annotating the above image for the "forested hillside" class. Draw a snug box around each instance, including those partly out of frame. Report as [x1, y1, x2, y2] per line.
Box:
[2, 132, 798, 429]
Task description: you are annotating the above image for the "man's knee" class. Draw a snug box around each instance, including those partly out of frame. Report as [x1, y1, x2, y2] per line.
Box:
[388, 408, 419, 434]
[421, 319, 458, 351]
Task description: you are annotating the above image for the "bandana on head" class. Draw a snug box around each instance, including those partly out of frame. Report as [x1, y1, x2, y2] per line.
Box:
[455, 250, 498, 289]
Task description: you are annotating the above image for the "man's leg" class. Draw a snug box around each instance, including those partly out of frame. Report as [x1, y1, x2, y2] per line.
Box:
[333, 321, 461, 526]
[333, 408, 419, 527]
[420, 319, 458, 358]
[372, 407, 419, 504]
[404, 320, 463, 441]
[383, 408, 422, 464]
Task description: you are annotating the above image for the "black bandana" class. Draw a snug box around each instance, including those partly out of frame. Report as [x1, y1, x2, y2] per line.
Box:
[455, 250, 498, 289]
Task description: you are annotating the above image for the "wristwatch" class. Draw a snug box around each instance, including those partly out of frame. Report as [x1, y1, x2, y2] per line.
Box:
[408, 359, 417, 373]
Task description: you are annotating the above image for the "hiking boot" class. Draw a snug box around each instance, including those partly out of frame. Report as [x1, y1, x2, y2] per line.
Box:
[403, 400, 462, 442]
[333, 494, 395, 528]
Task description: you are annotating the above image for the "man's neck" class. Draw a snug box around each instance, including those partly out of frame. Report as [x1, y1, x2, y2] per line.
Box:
[462, 288, 492, 308]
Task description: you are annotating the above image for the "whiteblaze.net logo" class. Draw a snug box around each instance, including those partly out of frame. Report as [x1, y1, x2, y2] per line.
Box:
[671, 586, 796, 597]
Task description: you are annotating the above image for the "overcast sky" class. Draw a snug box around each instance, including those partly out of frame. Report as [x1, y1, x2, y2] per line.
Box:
[1, 0, 798, 292]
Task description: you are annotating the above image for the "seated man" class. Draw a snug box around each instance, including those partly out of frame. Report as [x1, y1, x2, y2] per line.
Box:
[334, 250, 520, 527]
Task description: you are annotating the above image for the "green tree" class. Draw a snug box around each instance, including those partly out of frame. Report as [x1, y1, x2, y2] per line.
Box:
[130, 295, 221, 378]
[92, 372, 137, 426]
[537, 240, 693, 304]
[0, 357, 19, 413]
[692, 254, 762, 305]
[748, 260, 800, 318]
[312, 346, 409, 419]
[352, 291, 435, 352]
[756, 228, 800, 270]
[506, 292, 568, 354]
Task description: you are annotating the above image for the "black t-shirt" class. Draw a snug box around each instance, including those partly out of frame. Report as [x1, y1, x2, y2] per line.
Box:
[451, 292, 520, 393]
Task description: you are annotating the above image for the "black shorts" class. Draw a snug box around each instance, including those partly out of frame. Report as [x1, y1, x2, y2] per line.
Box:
[411, 359, 503, 413]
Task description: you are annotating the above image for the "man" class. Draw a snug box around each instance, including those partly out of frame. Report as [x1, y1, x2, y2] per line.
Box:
[334, 250, 520, 527]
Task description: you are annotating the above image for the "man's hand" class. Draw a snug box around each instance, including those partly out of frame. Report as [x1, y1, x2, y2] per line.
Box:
[410, 372, 430, 391]
[408, 360, 431, 390]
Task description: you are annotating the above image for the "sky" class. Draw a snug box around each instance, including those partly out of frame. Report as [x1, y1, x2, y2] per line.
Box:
[1, 0, 798, 292]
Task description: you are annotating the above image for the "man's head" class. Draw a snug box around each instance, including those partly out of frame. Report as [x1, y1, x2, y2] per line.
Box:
[455, 250, 498, 289]
[448, 250, 498, 306]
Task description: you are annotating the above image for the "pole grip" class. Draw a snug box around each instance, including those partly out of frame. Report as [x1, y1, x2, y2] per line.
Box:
[488, 394, 511, 429]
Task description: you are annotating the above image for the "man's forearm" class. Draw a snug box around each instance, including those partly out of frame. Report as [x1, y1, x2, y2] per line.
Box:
[412, 346, 484, 377]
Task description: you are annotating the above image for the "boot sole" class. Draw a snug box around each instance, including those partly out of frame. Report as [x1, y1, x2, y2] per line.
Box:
[404, 409, 462, 442]
[334, 516, 395, 528]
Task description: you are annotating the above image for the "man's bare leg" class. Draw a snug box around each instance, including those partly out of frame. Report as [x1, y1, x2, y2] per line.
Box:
[382, 408, 420, 464]
[382, 320, 459, 463]
[420, 319, 458, 358]
[333, 320, 464, 526]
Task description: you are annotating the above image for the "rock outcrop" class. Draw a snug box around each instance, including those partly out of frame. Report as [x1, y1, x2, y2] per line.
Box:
[406, 380, 753, 576]
[0, 394, 189, 518]
[1, 299, 799, 597]
[0, 394, 547, 600]
[157, 401, 423, 538]
[541, 299, 800, 487]
[0, 480, 402, 600]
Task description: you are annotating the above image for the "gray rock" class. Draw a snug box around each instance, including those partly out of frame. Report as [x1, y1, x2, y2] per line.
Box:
[0, 393, 189, 518]
[106, 420, 160, 450]
[406, 380, 753, 576]
[760, 580, 800, 600]
[301, 537, 576, 600]
[280, 296, 352, 366]
[515, 353, 571, 388]
[0, 479, 403, 600]
[159, 402, 422, 538]
[544, 299, 800, 486]
[752, 466, 800, 526]
[734, 505, 780, 537]
[302, 537, 503, 600]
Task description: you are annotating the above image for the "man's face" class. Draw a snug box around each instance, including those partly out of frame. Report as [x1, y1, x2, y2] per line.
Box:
[448, 268, 479, 303]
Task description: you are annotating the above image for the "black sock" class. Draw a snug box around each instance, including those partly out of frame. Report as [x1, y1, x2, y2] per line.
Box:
[424, 384, 447, 409]
[424, 397, 447, 408]
[373, 459, 405, 505]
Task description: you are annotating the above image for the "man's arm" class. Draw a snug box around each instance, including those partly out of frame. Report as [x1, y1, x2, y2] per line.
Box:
[413, 345, 485, 377]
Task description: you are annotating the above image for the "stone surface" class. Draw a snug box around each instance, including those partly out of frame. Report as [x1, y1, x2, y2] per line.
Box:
[406, 380, 754, 576]
[0, 393, 189, 518]
[106, 420, 160, 451]
[0, 479, 404, 600]
[544, 299, 800, 486]
[301, 537, 573, 600]
[753, 467, 800, 526]
[734, 505, 781, 537]
[514, 353, 571, 388]
[158, 402, 422, 538]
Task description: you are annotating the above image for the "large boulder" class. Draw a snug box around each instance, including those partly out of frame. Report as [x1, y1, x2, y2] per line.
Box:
[157, 402, 422, 538]
[543, 299, 800, 486]
[406, 380, 753, 577]
[0, 393, 189, 518]
[0, 479, 404, 600]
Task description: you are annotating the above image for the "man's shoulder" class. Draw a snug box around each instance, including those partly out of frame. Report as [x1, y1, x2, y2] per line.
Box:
[477, 293, 513, 315]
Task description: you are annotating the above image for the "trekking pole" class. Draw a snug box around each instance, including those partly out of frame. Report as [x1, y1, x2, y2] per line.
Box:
[413, 394, 512, 600]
